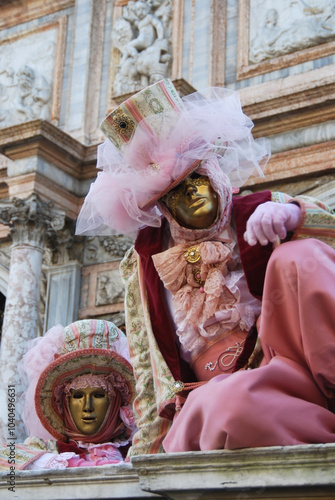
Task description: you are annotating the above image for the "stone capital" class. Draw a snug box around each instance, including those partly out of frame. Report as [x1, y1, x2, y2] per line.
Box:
[0, 193, 65, 247]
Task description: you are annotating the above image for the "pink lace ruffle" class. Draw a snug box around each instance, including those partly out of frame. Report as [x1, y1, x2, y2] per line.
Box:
[153, 238, 257, 353]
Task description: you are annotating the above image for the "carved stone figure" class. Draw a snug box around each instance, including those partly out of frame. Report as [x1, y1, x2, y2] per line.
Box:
[0, 27, 55, 128]
[249, 0, 335, 63]
[111, 0, 172, 96]
[96, 270, 125, 306]
[0, 65, 51, 127]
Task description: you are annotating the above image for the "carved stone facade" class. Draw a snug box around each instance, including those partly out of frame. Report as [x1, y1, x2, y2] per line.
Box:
[0, 0, 334, 495]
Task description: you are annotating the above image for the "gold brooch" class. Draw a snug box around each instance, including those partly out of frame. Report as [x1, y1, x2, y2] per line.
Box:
[184, 245, 201, 263]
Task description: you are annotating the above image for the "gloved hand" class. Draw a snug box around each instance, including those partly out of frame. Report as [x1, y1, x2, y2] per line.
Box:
[243, 201, 301, 246]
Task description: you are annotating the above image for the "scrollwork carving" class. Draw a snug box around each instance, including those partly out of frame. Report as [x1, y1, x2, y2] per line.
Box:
[83, 235, 133, 264]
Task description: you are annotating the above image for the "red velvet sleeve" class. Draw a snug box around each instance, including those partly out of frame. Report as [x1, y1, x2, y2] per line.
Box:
[233, 190, 273, 299]
[135, 221, 196, 383]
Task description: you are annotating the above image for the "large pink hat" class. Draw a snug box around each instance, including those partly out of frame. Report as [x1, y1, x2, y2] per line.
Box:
[99, 79, 203, 208]
[76, 80, 270, 237]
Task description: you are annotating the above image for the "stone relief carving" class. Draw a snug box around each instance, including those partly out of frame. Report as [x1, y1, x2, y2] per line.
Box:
[83, 235, 133, 265]
[96, 270, 125, 306]
[0, 28, 56, 127]
[249, 0, 335, 64]
[112, 0, 172, 96]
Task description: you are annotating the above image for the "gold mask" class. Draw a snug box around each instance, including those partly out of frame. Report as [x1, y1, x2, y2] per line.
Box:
[69, 386, 110, 436]
[162, 174, 218, 229]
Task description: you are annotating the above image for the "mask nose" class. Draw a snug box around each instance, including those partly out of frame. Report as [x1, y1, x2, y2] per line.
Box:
[83, 394, 94, 412]
[185, 182, 197, 197]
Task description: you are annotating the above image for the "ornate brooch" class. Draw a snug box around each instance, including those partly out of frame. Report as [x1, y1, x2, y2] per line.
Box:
[184, 245, 201, 264]
[111, 111, 135, 139]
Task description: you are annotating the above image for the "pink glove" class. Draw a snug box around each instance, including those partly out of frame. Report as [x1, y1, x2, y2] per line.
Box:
[243, 202, 301, 246]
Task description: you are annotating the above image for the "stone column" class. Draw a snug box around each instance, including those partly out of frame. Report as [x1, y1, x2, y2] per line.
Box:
[0, 194, 65, 441]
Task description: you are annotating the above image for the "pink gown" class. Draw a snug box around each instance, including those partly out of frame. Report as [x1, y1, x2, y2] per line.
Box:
[163, 239, 335, 451]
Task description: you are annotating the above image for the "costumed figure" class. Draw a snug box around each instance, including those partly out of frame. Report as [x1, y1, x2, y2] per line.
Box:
[0, 320, 136, 470]
[76, 79, 335, 455]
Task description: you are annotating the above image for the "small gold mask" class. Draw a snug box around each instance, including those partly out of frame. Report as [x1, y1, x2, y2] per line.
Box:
[69, 386, 110, 436]
[161, 174, 218, 229]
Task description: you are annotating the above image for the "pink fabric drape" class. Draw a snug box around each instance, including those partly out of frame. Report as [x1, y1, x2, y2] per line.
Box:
[163, 239, 335, 451]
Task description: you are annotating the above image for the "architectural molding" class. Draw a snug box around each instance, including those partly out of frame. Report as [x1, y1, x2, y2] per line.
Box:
[0, 120, 96, 168]
[131, 444, 335, 499]
[84, 0, 106, 142]
[0, 0, 75, 30]
[251, 103, 335, 139]
[83, 235, 133, 265]
[239, 64, 335, 121]
[1, 445, 333, 500]
[0, 464, 161, 500]
[0, 120, 97, 219]
[4, 171, 84, 220]
[245, 140, 335, 188]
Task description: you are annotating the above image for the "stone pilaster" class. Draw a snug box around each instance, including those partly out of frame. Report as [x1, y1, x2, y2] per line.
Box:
[0, 194, 65, 441]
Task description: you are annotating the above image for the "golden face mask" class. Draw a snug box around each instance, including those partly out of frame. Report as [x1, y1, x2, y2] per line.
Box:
[161, 174, 218, 229]
[69, 386, 110, 436]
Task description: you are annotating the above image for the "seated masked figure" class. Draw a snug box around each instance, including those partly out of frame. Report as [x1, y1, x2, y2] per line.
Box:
[76, 79, 335, 456]
[0, 319, 136, 470]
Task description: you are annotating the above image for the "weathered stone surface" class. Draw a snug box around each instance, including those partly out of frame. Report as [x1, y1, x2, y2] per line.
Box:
[0, 464, 165, 500]
[132, 444, 335, 499]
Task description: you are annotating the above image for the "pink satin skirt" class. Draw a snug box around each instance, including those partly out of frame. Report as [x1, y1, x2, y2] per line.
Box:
[163, 239, 335, 451]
